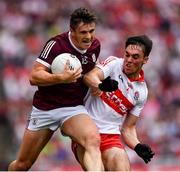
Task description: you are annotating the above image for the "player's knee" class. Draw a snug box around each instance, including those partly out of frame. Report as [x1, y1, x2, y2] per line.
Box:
[14, 160, 33, 170]
[84, 132, 100, 149]
[103, 153, 130, 171]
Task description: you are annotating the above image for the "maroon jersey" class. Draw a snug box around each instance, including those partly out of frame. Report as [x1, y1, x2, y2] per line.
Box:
[33, 32, 100, 110]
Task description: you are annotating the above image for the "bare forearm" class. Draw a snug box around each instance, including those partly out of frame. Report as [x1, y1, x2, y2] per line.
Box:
[83, 67, 104, 89]
[121, 126, 140, 150]
[121, 115, 155, 163]
[29, 61, 82, 86]
[84, 74, 101, 88]
[30, 70, 64, 86]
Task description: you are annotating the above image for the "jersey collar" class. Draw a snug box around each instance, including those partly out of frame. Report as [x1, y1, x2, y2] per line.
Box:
[128, 70, 145, 82]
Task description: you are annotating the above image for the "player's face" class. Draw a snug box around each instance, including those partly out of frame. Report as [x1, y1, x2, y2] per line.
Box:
[70, 22, 96, 50]
[123, 44, 148, 78]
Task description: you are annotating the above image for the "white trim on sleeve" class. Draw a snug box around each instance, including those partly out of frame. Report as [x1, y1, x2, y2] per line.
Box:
[36, 58, 51, 68]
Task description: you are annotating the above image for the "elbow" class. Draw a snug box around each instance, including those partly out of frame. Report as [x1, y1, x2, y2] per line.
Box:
[120, 127, 126, 137]
[29, 80, 35, 86]
[83, 74, 90, 86]
[83, 74, 89, 82]
[29, 76, 36, 86]
[83, 74, 87, 81]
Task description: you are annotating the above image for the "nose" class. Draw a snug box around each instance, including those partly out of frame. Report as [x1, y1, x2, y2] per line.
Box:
[86, 32, 92, 40]
[127, 56, 134, 62]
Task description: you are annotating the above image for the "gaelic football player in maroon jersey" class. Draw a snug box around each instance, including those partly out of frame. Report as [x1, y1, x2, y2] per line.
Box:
[8, 7, 104, 171]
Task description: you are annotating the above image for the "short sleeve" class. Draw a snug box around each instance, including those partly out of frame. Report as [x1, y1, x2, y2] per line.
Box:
[130, 86, 148, 117]
[36, 39, 60, 68]
[96, 56, 119, 78]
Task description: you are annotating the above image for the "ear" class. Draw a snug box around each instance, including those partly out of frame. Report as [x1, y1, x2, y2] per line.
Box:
[143, 57, 149, 64]
[70, 28, 74, 35]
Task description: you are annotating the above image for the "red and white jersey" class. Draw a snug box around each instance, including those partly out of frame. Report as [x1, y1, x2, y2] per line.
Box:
[85, 56, 148, 134]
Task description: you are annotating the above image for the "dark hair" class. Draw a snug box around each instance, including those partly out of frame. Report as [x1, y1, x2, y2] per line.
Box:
[125, 35, 153, 56]
[70, 7, 97, 30]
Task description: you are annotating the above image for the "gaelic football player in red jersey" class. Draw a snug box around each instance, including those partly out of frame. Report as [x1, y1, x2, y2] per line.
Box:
[8, 7, 104, 171]
[72, 35, 155, 171]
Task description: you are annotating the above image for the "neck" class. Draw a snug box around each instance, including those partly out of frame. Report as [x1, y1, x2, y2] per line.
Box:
[128, 71, 139, 78]
[124, 70, 144, 82]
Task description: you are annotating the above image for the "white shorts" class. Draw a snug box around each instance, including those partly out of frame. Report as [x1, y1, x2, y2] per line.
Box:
[27, 105, 88, 131]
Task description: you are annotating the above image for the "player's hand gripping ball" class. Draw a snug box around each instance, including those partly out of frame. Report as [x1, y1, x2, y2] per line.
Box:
[51, 53, 82, 73]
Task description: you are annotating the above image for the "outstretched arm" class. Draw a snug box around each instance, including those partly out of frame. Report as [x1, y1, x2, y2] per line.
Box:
[121, 113, 154, 163]
[121, 113, 140, 149]
[83, 67, 104, 96]
[83, 67, 104, 89]
[84, 67, 118, 95]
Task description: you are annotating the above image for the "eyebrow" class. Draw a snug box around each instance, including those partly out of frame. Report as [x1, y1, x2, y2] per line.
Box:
[81, 28, 95, 32]
[125, 51, 140, 56]
[125, 51, 143, 59]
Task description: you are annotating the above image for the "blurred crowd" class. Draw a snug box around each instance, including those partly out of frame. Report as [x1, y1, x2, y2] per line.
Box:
[0, 0, 180, 170]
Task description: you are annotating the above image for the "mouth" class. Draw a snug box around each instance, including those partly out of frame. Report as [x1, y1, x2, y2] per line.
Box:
[124, 63, 133, 72]
[125, 63, 131, 68]
[82, 40, 92, 45]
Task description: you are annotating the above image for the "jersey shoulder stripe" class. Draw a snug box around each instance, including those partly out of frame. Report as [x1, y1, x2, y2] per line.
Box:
[40, 40, 56, 59]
